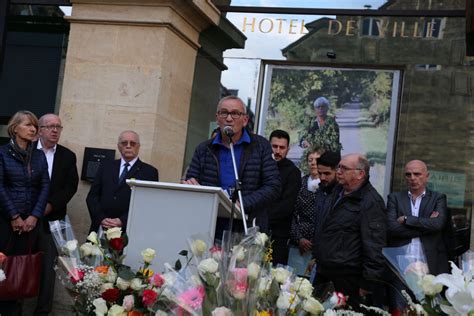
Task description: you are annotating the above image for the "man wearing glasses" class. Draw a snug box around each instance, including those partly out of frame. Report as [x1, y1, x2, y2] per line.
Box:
[313, 153, 386, 311]
[87, 130, 158, 232]
[386, 160, 452, 314]
[184, 95, 280, 233]
[35, 113, 79, 315]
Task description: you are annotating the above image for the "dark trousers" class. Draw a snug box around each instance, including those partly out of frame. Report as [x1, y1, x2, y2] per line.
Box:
[34, 226, 57, 315]
[271, 237, 289, 265]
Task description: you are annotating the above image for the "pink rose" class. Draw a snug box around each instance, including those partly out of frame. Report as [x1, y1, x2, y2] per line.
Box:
[122, 294, 134, 311]
[150, 273, 165, 288]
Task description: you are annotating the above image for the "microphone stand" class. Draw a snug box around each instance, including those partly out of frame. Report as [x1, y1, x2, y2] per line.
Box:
[226, 133, 248, 235]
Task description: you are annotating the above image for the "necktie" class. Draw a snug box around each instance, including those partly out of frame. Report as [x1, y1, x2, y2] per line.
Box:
[119, 162, 130, 184]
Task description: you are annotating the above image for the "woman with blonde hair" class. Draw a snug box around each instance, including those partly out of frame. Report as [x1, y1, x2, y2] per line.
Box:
[0, 110, 49, 315]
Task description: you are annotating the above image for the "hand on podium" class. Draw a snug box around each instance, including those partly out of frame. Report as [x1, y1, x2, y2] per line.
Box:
[182, 178, 200, 185]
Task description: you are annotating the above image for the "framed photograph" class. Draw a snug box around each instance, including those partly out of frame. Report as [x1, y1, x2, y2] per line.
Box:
[256, 61, 402, 198]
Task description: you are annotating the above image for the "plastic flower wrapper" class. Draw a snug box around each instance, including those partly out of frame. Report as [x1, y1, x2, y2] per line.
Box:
[49, 215, 81, 261]
[160, 264, 205, 316]
[79, 231, 104, 267]
[383, 245, 429, 302]
[187, 232, 213, 264]
[461, 250, 474, 276]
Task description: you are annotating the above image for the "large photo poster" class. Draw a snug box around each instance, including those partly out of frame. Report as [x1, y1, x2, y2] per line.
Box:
[257, 63, 402, 197]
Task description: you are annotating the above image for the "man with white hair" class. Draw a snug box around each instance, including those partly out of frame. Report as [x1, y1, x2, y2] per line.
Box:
[87, 130, 159, 232]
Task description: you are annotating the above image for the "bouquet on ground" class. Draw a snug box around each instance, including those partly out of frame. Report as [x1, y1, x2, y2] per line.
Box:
[50, 217, 171, 315]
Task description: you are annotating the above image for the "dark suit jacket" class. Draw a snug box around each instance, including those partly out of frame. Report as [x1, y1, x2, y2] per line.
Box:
[42, 143, 79, 222]
[86, 158, 159, 232]
[387, 190, 451, 275]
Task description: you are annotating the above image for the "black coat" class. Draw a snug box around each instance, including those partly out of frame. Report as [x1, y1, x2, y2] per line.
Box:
[185, 132, 281, 231]
[268, 158, 301, 238]
[38, 143, 79, 222]
[314, 180, 386, 289]
[86, 158, 159, 232]
[387, 190, 452, 275]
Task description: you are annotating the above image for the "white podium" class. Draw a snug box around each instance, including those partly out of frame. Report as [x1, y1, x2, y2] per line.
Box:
[124, 180, 238, 272]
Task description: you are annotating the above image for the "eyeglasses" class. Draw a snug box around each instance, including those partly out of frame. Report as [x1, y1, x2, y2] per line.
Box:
[40, 125, 63, 131]
[217, 111, 245, 119]
[336, 164, 362, 172]
[119, 141, 138, 147]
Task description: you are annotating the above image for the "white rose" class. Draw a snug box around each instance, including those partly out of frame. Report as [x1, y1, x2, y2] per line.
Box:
[257, 277, 272, 296]
[141, 248, 156, 263]
[419, 274, 443, 296]
[64, 239, 78, 254]
[255, 232, 269, 246]
[116, 277, 130, 290]
[87, 231, 99, 244]
[212, 306, 233, 316]
[100, 282, 114, 293]
[91, 245, 103, 256]
[276, 291, 300, 310]
[105, 227, 122, 240]
[324, 310, 337, 316]
[232, 245, 246, 261]
[190, 239, 207, 256]
[107, 304, 126, 316]
[294, 277, 313, 298]
[303, 297, 324, 314]
[80, 242, 93, 257]
[198, 258, 219, 274]
[105, 268, 117, 283]
[272, 267, 291, 284]
[247, 262, 261, 280]
[130, 278, 143, 290]
[93, 297, 108, 315]
[0, 269, 5, 282]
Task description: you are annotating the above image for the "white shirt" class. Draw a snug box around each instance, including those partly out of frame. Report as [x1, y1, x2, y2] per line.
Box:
[119, 157, 138, 178]
[406, 190, 426, 261]
[37, 140, 56, 179]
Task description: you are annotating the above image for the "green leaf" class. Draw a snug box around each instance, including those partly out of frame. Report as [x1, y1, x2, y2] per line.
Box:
[117, 266, 135, 280]
[174, 259, 182, 271]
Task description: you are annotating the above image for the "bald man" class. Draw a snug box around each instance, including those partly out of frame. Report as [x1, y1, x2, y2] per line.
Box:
[387, 160, 452, 313]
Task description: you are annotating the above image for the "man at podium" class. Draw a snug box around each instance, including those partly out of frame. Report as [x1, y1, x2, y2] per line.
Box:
[183, 96, 281, 233]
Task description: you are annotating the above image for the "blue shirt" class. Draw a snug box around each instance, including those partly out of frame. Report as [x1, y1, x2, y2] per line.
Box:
[212, 129, 251, 191]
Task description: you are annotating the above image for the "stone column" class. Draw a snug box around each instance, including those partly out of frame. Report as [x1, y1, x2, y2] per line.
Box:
[57, 0, 221, 236]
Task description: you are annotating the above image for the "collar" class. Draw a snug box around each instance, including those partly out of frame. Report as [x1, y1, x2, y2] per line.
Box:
[408, 190, 426, 199]
[121, 156, 138, 168]
[37, 140, 57, 153]
[212, 128, 251, 146]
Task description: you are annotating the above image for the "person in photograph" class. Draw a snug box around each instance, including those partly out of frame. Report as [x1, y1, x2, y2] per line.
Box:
[268, 129, 301, 265]
[34, 113, 79, 316]
[183, 95, 281, 233]
[289, 147, 324, 274]
[0, 111, 50, 315]
[313, 153, 386, 311]
[299, 96, 342, 153]
[386, 159, 452, 314]
[86, 130, 159, 233]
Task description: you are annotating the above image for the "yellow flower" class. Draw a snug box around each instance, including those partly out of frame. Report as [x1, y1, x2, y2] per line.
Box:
[255, 311, 272, 316]
[139, 268, 154, 277]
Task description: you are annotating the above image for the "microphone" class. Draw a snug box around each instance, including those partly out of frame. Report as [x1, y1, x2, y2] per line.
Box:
[223, 126, 234, 138]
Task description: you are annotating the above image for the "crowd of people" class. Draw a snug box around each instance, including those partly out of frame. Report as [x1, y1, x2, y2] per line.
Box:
[0, 95, 454, 315]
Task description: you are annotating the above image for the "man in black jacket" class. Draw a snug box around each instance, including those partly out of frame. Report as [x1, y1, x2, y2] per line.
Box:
[87, 130, 159, 232]
[268, 129, 301, 265]
[184, 96, 280, 233]
[35, 113, 79, 316]
[314, 153, 386, 311]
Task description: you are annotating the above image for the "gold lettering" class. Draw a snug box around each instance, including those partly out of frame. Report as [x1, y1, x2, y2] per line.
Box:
[413, 21, 422, 38]
[376, 19, 390, 37]
[392, 21, 398, 37]
[289, 19, 298, 34]
[275, 18, 286, 34]
[258, 18, 274, 33]
[300, 19, 308, 34]
[345, 20, 356, 36]
[242, 17, 256, 32]
[328, 19, 343, 35]
[400, 21, 408, 37]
